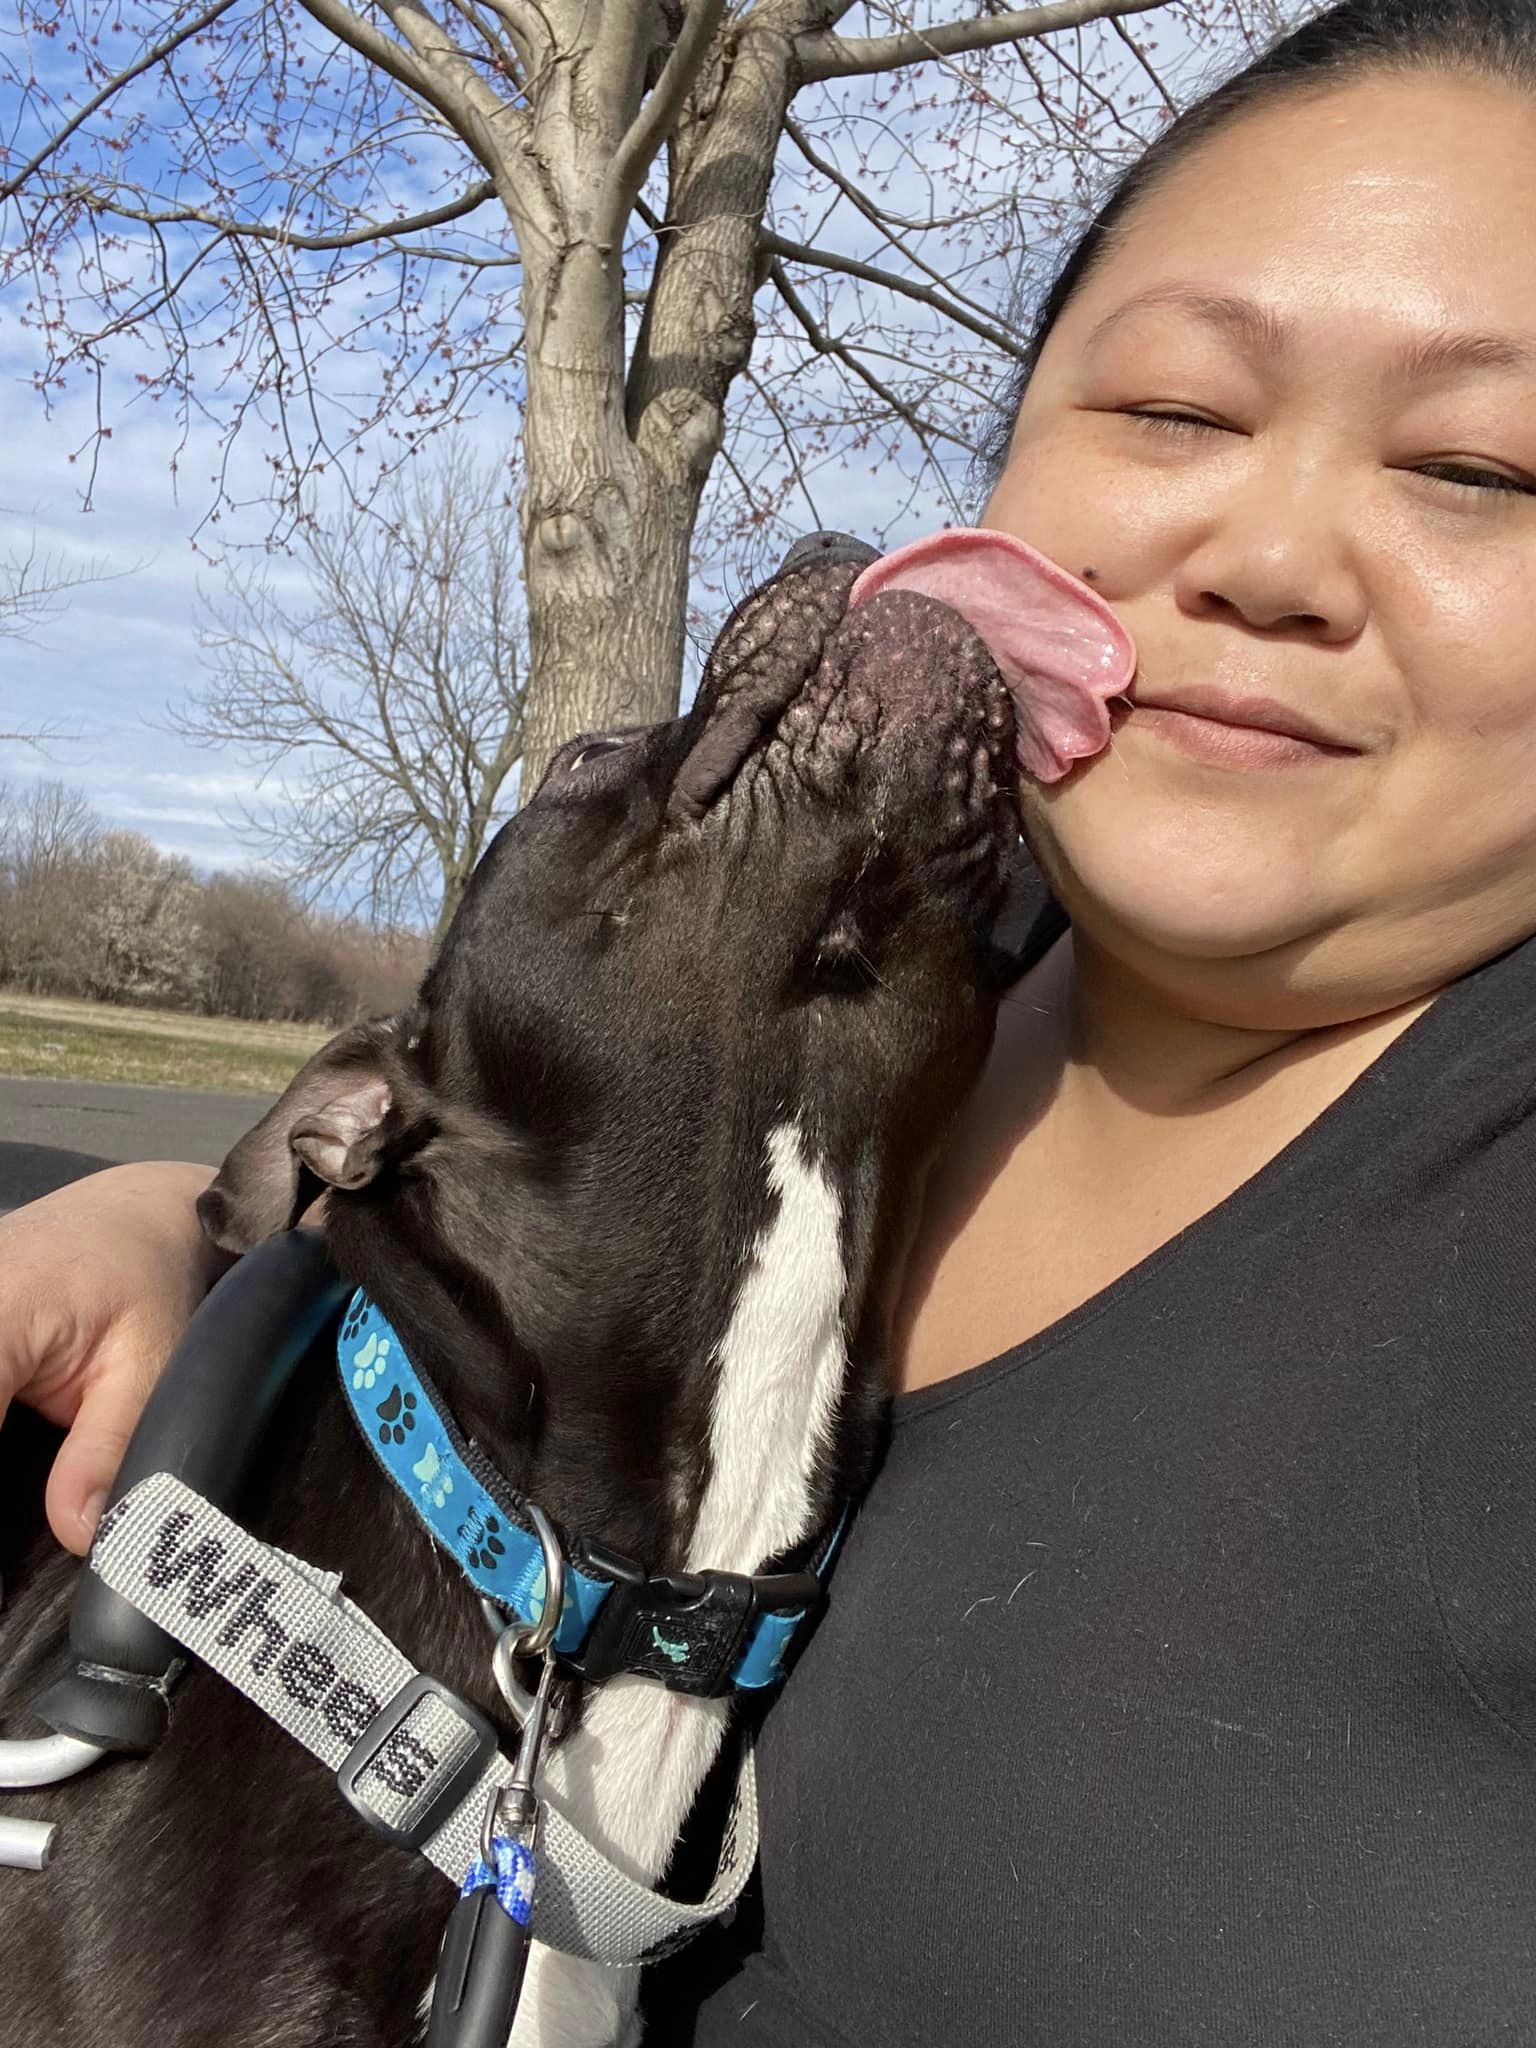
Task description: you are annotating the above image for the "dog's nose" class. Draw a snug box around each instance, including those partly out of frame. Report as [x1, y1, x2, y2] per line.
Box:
[778, 530, 879, 575]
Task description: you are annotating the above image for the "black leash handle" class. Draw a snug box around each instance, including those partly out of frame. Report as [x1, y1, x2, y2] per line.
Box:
[426, 1877, 534, 2048]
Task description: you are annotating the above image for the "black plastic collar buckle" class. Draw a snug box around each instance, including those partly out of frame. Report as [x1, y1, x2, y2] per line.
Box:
[566, 1550, 822, 1697]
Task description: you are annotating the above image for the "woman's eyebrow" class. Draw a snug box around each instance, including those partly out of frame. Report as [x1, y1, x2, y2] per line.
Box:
[1085, 283, 1536, 382]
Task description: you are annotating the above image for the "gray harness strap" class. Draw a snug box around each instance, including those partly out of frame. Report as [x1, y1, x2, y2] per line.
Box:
[90, 1473, 757, 1966]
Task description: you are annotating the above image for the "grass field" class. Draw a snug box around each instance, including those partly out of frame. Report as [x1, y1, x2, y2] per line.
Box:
[0, 991, 328, 1096]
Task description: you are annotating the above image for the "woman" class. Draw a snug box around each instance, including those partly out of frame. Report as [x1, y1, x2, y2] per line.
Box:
[8, 2, 1536, 2038]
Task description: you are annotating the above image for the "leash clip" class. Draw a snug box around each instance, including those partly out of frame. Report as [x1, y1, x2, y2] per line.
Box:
[426, 1504, 564, 2048]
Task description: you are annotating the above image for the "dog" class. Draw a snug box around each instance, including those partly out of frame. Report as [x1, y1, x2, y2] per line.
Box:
[0, 537, 1020, 2047]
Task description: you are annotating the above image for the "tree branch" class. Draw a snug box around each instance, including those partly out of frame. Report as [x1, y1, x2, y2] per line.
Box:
[594, 0, 728, 253]
[795, 0, 1169, 84]
[444, 0, 522, 88]
[66, 178, 501, 255]
[1110, 12, 1178, 117]
[0, 0, 243, 204]
[783, 113, 1012, 315]
[759, 228, 1028, 361]
[376, 0, 511, 132]
[767, 258, 973, 454]
[480, 0, 553, 77]
[297, 0, 439, 107]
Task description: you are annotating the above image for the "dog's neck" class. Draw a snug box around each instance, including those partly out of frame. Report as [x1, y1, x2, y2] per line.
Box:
[682, 1119, 851, 1576]
[328, 1109, 889, 1587]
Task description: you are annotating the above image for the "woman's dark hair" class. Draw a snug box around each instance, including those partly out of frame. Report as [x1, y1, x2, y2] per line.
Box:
[978, 0, 1536, 488]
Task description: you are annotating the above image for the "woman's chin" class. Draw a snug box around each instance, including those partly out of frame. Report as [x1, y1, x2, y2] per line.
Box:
[1027, 786, 1336, 966]
[1074, 876, 1324, 964]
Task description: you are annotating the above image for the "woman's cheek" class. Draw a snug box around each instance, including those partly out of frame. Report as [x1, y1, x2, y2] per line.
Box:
[984, 430, 1155, 584]
[987, 420, 1222, 598]
[1374, 536, 1536, 738]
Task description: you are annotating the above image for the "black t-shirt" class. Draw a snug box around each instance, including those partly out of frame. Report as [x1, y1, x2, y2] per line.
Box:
[670, 913, 1536, 2046]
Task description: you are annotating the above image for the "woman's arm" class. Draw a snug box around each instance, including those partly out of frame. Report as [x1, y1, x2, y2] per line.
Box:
[0, 1161, 234, 1552]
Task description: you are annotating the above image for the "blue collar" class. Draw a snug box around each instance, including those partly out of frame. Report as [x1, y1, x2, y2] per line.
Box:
[337, 1291, 844, 1696]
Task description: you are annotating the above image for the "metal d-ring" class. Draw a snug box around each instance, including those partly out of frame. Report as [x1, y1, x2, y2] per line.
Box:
[486, 1501, 565, 1721]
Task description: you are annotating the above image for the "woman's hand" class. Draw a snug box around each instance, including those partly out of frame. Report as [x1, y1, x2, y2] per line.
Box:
[0, 1162, 234, 1554]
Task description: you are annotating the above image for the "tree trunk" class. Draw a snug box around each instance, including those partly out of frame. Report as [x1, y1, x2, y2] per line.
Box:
[512, 7, 819, 794]
[517, 333, 696, 788]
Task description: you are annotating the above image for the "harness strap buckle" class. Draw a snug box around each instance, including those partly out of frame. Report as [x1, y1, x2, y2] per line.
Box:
[336, 1674, 499, 1851]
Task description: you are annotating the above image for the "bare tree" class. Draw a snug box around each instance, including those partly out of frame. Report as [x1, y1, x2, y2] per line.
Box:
[176, 447, 527, 938]
[2, 2, 1300, 786]
[197, 871, 311, 1019]
[0, 779, 429, 1020]
[0, 779, 101, 988]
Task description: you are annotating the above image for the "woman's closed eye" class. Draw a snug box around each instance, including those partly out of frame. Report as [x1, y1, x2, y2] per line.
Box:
[1122, 407, 1235, 436]
[1410, 461, 1536, 498]
[1123, 409, 1536, 499]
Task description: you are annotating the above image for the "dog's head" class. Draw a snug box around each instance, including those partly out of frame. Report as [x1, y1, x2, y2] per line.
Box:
[198, 547, 1021, 1531]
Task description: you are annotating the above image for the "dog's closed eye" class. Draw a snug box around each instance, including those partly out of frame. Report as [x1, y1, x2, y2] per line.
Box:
[550, 730, 644, 780]
[566, 737, 632, 771]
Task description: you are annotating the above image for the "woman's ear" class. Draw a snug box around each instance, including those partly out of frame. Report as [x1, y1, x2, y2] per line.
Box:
[196, 1016, 412, 1253]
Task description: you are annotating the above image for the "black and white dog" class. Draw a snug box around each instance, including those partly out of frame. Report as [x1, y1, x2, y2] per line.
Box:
[0, 541, 1021, 2047]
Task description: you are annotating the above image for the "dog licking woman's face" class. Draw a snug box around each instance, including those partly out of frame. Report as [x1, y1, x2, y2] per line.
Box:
[985, 69, 1536, 1030]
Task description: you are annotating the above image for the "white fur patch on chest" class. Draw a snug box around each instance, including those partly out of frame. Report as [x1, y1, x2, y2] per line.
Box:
[535, 1121, 846, 1875]
[688, 1119, 847, 1577]
[514, 1121, 847, 2044]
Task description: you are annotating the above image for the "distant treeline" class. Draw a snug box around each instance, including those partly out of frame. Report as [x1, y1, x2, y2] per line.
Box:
[0, 780, 428, 1024]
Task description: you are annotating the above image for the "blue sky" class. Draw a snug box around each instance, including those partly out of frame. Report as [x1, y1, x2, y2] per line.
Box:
[1, 389, 278, 871]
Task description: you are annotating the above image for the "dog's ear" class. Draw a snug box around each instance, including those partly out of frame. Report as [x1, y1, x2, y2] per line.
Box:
[198, 1016, 412, 1253]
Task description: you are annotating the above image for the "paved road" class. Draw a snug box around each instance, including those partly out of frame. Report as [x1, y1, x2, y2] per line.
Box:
[0, 1075, 265, 1214]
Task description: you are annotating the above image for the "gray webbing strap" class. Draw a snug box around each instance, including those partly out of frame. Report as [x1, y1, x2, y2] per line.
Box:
[89, 1473, 757, 1965]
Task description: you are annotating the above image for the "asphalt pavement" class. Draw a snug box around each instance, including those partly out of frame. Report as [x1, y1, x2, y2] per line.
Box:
[0, 1075, 264, 1214]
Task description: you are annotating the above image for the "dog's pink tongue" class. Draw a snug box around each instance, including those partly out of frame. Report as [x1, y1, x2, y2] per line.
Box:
[848, 528, 1135, 783]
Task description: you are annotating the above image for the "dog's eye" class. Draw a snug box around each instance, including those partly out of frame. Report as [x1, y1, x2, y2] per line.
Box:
[806, 911, 881, 996]
[532, 729, 650, 808]
[812, 949, 881, 996]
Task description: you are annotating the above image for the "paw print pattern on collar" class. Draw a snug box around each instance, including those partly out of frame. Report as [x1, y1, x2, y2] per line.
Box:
[375, 1385, 418, 1445]
[351, 1329, 392, 1390]
[336, 1288, 615, 1656]
[412, 1440, 454, 1509]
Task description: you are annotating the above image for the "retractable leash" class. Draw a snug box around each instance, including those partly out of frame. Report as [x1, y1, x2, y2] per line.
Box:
[430, 1656, 552, 2048]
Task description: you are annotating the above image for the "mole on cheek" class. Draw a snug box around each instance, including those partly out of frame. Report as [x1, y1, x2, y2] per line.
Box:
[1081, 567, 1098, 581]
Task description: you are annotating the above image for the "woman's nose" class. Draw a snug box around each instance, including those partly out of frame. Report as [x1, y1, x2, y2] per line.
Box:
[1173, 465, 1368, 644]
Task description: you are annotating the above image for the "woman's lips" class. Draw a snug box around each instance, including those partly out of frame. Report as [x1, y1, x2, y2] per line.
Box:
[1125, 700, 1358, 768]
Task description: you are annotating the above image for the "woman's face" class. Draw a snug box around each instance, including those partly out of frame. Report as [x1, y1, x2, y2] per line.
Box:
[984, 71, 1536, 1023]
